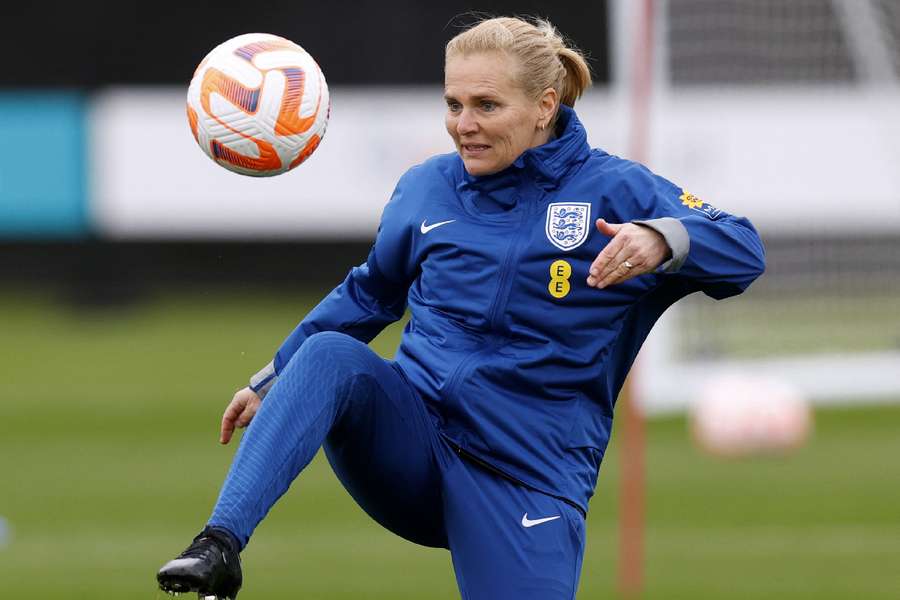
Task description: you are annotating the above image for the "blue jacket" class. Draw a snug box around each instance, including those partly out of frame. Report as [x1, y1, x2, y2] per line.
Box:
[251, 106, 765, 513]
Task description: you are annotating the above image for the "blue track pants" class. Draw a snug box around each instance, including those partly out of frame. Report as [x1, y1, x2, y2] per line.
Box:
[208, 331, 586, 599]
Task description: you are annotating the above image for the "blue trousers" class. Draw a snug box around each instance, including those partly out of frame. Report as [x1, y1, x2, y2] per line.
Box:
[209, 332, 586, 599]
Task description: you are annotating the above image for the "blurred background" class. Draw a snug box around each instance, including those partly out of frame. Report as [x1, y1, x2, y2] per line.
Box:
[1, 0, 898, 598]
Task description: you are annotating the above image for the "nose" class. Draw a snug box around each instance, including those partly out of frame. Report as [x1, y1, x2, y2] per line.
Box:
[456, 108, 478, 136]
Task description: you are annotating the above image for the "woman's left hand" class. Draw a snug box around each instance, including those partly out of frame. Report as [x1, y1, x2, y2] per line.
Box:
[586, 219, 671, 289]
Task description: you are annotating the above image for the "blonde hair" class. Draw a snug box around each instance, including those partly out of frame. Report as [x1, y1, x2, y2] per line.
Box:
[445, 16, 592, 109]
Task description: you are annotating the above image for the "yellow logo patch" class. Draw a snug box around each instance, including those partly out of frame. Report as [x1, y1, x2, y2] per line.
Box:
[680, 191, 704, 210]
[548, 259, 572, 299]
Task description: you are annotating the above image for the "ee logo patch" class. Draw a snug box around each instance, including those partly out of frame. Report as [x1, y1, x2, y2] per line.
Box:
[548, 259, 572, 299]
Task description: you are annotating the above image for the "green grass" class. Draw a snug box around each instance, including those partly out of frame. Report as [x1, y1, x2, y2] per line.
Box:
[1, 289, 899, 599]
[678, 293, 900, 357]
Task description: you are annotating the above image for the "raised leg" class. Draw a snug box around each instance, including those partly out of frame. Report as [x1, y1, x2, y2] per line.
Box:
[208, 331, 446, 548]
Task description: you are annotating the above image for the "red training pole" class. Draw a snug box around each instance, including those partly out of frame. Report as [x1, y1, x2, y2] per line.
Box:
[618, 0, 655, 597]
[618, 379, 646, 598]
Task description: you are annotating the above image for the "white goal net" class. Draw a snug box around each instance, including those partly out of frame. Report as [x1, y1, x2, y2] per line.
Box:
[611, 0, 900, 412]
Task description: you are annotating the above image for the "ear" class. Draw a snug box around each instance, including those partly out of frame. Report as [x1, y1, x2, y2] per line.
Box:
[538, 87, 559, 128]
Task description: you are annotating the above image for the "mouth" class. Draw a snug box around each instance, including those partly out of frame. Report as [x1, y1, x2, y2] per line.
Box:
[461, 143, 491, 156]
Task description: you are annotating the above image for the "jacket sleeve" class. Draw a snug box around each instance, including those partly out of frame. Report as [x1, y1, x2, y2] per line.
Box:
[622, 163, 766, 300]
[249, 174, 419, 397]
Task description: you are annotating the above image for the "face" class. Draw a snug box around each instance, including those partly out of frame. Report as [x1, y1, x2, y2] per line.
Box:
[444, 51, 556, 176]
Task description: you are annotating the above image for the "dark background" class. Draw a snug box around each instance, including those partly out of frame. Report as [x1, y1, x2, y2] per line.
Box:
[1, 1, 610, 297]
[1, 1, 609, 87]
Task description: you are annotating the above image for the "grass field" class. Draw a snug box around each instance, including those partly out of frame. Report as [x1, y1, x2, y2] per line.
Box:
[1, 289, 899, 599]
[678, 292, 900, 358]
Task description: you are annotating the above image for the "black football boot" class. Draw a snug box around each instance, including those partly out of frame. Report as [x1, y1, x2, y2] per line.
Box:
[157, 526, 242, 599]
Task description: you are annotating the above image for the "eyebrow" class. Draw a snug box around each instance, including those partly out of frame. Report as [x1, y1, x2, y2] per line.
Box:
[443, 93, 498, 102]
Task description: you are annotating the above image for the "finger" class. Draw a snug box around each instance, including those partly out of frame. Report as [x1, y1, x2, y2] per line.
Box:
[597, 259, 637, 289]
[591, 235, 632, 283]
[589, 234, 626, 282]
[235, 403, 258, 428]
[219, 399, 245, 444]
[595, 218, 622, 237]
[220, 417, 235, 445]
[594, 243, 640, 288]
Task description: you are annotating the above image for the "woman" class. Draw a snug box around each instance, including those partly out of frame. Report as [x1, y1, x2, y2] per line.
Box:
[157, 16, 764, 600]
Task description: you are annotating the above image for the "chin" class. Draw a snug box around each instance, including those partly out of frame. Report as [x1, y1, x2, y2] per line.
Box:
[461, 156, 500, 177]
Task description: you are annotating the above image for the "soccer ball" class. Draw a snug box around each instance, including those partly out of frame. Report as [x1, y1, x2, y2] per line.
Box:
[186, 33, 329, 177]
[690, 373, 812, 457]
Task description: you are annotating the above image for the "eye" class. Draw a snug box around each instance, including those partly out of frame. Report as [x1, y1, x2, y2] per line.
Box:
[446, 100, 462, 112]
[480, 100, 497, 112]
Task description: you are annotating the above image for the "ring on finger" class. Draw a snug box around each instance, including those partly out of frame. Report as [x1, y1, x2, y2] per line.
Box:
[623, 260, 634, 269]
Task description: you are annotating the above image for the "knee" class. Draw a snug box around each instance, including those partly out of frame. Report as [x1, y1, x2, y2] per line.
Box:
[274, 332, 379, 413]
[286, 331, 371, 381]
[299, 331, 364, 358]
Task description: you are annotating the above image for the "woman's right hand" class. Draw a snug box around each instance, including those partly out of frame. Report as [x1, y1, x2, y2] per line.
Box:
[220, 387, 262, 445]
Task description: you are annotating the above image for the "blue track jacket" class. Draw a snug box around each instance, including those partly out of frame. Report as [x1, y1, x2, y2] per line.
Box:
[251, 106, 765, 514]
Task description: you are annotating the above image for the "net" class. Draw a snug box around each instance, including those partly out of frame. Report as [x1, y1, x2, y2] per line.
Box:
[618, 0, 900, 411]
[667, 0, 856, 85]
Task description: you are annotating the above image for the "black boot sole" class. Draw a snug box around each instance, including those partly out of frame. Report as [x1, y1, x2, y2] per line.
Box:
[158, 574, 239, 600]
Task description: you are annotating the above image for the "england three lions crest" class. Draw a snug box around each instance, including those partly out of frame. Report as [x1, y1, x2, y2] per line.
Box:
[546, 202, 591, 251]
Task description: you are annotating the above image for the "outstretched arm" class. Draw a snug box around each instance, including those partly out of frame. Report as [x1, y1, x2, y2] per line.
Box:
[588, 165, 765, 298]
[248, 174, 419, 400]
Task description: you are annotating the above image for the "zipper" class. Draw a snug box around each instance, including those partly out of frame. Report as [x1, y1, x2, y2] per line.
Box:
[486, 201, 533, 332]
[440, 337, 502, 401]
[448, 437, 587, 519]
[442, 192, 533, 397]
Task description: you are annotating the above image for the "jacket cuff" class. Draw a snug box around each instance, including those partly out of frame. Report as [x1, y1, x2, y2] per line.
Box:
[632, 217, 690, 273]
[249, 360, 277, 399]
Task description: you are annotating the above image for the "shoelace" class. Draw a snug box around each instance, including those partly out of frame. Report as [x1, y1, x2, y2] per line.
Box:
[178, 536, 217, 559]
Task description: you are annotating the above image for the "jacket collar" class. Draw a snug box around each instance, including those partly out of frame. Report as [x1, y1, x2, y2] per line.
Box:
[458, 105, 591, 198]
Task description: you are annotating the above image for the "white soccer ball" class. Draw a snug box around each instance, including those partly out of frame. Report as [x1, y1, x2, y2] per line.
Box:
[690, 373, 812, 457]
[186, 33, 329, 177]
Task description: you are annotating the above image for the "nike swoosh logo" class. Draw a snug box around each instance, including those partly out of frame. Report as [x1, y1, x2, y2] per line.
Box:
[521, 513, 561, 528]
[420, 219, 456, 234]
